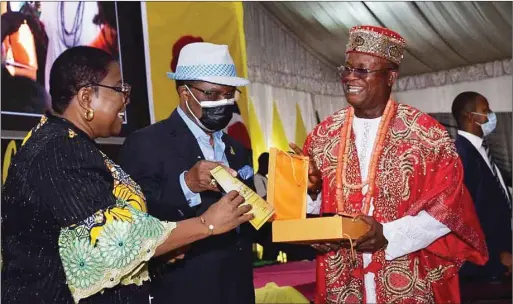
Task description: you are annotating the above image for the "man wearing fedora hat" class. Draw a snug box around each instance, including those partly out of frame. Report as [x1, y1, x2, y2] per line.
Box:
[119, 43, 256, 304]
[291, 26, 488, 303]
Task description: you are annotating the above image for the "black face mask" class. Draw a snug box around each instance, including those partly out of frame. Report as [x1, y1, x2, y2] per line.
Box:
[197, 105, 234, 132]
[185, 85, 235, 132]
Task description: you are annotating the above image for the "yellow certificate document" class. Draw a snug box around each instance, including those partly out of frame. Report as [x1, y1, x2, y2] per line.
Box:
[210, 166, 275, 230]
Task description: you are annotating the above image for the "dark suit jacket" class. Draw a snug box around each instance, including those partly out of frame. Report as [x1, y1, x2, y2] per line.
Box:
[455, 134, 512, 281]
[118, 109, 255, 304]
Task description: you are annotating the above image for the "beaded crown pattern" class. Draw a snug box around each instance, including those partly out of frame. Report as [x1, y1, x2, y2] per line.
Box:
[346, 25, 406, 65]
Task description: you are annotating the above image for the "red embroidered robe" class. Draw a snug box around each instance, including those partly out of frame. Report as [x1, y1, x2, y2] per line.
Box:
[303, 101, 488, 304]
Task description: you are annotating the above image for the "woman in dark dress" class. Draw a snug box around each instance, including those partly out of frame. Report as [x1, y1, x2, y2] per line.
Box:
[1, 46, 253, 303]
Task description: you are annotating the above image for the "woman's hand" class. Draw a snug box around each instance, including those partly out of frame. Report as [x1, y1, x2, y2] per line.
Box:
[201, 190, 254, 235]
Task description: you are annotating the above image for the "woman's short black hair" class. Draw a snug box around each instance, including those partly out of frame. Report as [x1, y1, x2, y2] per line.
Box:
[49, 46, 115, 114]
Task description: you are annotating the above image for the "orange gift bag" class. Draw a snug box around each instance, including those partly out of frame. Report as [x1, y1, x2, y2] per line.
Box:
[267, 147, 309, 220]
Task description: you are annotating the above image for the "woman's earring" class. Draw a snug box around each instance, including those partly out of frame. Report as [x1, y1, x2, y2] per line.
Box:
[85, 109, 94, 121]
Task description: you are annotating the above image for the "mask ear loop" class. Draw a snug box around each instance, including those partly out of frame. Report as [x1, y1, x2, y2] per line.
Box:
[470, 112, 489, 126]
[183, 85, 215, 133]
[184, 85, 202, 107]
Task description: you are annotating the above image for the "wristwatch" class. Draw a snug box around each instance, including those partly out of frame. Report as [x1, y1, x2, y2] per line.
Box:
[199, 216, 214, 236]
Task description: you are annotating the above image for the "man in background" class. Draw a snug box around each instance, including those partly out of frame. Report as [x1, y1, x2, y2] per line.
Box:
[452, 92, 512, 285]
[254, 152, 269, 198]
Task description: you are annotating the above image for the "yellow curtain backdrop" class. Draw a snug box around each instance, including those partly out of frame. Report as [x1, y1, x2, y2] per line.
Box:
[144, 2, 249, 125]
[295, 103, 308, 148]
[248, 98, 266, 171]
[271, 101, 290, 155]
[269, 101, 308, 155]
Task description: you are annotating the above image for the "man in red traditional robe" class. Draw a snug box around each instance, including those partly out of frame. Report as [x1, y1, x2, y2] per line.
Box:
[290, 25, 488, 304]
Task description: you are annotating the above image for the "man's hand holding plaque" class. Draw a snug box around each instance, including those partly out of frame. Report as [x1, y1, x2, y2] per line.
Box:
[184, 160, 237, 193]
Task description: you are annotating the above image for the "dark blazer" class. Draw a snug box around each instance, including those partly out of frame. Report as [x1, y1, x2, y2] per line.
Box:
[455, 134, 512, 281]
[118, 109, 256, 304]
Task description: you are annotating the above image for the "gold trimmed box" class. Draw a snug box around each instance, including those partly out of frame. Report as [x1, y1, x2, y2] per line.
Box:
[272, 215, 370, 244]
[267, 147, 369, 243]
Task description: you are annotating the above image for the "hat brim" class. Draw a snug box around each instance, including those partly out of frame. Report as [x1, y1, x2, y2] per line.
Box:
[166, 72, 250, 87]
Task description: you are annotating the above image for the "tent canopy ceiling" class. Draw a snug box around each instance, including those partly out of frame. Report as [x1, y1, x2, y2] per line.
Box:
[260, 1, 512, 76]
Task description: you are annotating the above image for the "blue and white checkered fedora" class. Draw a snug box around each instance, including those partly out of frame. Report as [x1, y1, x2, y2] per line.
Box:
[167, 42, 249, 87]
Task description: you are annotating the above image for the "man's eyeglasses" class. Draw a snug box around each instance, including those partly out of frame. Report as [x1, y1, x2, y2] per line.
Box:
[188, 85, 241, 101]
[89, 83, 132, 103]
[337, 66, 393, 79]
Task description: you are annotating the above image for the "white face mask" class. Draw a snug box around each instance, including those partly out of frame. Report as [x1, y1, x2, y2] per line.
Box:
[472, 111, 497, 137]
[184, 85, 235, 132]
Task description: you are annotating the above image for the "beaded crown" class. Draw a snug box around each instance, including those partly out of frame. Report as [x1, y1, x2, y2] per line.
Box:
[346, 25, 406, 65]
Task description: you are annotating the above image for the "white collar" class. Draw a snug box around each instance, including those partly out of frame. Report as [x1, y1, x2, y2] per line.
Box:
[353, 115, 382, 123]
[458, 130, 483, 150]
